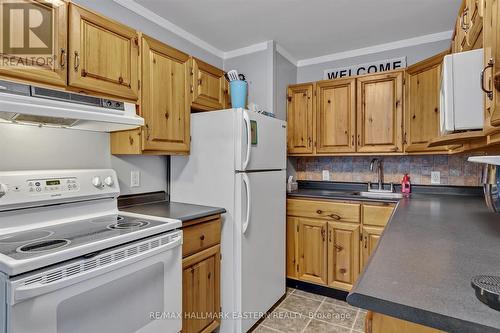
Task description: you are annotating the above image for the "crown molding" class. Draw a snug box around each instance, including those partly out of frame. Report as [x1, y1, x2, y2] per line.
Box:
[276, 44, 297, 66]
[296, 30, 453, 67]
[223, 42, 270, 59]
[112, 0, 225, 58]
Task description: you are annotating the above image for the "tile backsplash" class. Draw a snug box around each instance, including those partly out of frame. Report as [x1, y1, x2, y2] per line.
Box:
[293, 154, 482, 186]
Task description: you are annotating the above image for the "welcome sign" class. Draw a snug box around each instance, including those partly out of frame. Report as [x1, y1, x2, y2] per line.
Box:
[323, 57, 407, 80]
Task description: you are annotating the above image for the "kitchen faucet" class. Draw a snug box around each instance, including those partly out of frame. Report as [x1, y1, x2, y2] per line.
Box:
[369, 158, 384, 190]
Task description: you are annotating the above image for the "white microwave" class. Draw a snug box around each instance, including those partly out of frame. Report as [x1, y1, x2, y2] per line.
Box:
[440, 48, 484, 134]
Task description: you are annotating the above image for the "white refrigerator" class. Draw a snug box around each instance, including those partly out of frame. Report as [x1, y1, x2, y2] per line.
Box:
[171, 108, 286, 333]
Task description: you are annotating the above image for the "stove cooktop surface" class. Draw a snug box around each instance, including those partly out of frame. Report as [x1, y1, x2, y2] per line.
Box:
[0, 214, 170, 261]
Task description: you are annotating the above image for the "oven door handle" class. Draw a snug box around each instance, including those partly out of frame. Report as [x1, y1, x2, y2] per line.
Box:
[9, 233, 182, 305]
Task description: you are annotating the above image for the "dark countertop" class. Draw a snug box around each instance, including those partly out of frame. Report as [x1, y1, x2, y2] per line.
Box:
[288, 182, 500, 332]
[118, 192, 226, 223]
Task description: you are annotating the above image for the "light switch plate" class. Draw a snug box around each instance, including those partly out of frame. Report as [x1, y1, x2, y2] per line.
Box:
[431, 171, 440, 184]
[130, 170, 140, 187]
[322, 170, 330, 181]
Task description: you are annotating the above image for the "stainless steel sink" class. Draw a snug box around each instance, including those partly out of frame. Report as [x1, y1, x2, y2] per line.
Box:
[358, 191, 403, 199]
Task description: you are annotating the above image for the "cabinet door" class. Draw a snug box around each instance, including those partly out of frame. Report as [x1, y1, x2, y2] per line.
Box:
[316, 79, 356, 153]
[287, 84, 314, 154]
[68, 3, 139, 100]
[141, 36, 190, 153]
[297, 218, 327, 285]
[361, 226, 384, 272]
[327, 222, 360, 291]
[182, 245, 220, 333]
[467, 0, 484, 49]
[191, 58, 225, 111]
[286, 217, 298, 279]
[405, 52, 447, 153]
[0, 0, 67, 87]
[490, 0, 500, 126]
[357, 71, 403, 153]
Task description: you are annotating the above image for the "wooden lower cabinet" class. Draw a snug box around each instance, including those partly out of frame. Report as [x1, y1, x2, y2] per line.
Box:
[297, 218, 328, 285]
[182, 216, 221, 333]
[327, 222, 360, 290]
[287, 199, 394, 292]
[366, 311, 444, 333]
[361, 226, 383, 271]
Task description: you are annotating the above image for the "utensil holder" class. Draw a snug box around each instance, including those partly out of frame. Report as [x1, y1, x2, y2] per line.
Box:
[230, 80, 248, 109]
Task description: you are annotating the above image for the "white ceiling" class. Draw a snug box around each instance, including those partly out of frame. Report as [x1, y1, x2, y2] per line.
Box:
[132, 0, 461, 61]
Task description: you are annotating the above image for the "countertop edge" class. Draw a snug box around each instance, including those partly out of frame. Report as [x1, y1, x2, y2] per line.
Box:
[347, 293, 498, 333]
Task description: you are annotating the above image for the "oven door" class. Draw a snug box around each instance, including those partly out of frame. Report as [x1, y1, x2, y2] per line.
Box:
[5, 230, 182, 333]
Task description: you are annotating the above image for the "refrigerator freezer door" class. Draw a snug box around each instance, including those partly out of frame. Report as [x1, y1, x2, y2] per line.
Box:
[235, 109, 287, 171]
[234, 170, 286, 333]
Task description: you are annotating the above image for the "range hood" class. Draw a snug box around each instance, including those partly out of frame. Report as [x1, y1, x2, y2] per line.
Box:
[0, 80, 144, 132]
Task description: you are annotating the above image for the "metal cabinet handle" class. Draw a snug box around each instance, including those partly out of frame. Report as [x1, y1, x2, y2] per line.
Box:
[364, 236, 368, 249]
[461, 8, 470, 31]
[59, 48, 66, 68]
[357, 134, 361, 146]
[74, 51, 80, 72]
[481, 59, 494, 100]
[329, 213, 341, 220]
[351, 135, 355, 146]
[145, 124, 151, 141]
[329, 230, 332, 242]
[321, 227, 326, 242]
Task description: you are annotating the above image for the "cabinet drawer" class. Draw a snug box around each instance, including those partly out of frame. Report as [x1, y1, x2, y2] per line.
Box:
[362, 204, 394, 227]
[183, 218, 221, 257]
[287, 199, 360, 223]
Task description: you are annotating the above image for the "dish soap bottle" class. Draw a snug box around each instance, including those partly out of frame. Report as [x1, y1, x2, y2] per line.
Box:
[401, 174, 411, 196]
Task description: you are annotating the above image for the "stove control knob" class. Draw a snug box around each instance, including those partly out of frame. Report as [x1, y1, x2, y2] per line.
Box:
[92, 176, 103, 188]
[0, 184, 7, 198]
[104, 176, 114, 187]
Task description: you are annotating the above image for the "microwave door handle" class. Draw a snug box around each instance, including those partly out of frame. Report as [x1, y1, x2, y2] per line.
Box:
[242, 110, 252, 171]
[241, 173, 251, 234]
[9, 234, 182, 305]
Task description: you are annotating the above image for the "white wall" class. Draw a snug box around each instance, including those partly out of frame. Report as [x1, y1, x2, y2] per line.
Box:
[297, 40, 450, 83]
[0, 124, 167, 195]
[223, 41, 276, 116]
[275, 52, 297, 121]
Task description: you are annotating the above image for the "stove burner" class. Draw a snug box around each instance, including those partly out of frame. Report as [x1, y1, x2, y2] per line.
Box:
[17, 239, 70, 253]
[90, 216, 123, 224]
[0, 230, 54, 244]
[107, 220, 150, 230]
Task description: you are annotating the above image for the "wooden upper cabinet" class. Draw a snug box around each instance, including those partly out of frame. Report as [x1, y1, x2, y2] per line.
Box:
[316, 79, 356, 153]
[356, 71, 403, 153]
[141, 35, 190, 153]
[467, 0, 484, 49]
[68, 3, 139, 100]
[287, 84, 314, 154]
[405, 52, 447, 153]
[0, 0, 67, 87]
[489, 0, 500, 126]
[327, 222, 360, 290]
[297, 218, 327, 285]
[190, 58, 225, 111]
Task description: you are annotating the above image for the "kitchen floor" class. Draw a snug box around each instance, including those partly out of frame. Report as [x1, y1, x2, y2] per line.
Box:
[253, 288, 366, 333]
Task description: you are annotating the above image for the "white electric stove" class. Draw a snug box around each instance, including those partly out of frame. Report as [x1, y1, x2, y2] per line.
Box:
[0, 169, 182, 333]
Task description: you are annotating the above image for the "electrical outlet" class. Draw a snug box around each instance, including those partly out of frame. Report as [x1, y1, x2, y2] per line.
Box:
[322, 170, 330, 181]
[431, 171, 440, 184]
[130, 170, 140, 187]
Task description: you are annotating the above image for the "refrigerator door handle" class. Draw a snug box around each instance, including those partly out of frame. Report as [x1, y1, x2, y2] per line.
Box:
[242, 173, 251, 234]
[242, 110, 252, 170]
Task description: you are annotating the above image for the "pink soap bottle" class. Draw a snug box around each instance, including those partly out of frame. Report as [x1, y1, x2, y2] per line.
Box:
[401, 173, 411, 196]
